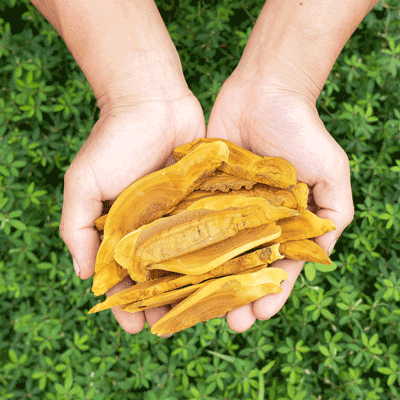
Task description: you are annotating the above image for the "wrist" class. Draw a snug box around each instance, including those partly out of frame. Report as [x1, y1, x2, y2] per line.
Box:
[48, 0, 189, 107]
[233, 0, 378, 102]
[95, 56, 192, 113]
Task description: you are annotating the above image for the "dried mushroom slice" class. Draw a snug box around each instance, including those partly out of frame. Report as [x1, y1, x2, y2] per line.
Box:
[196, 171, 256, 192]
[168, 183, 304, 216]
[92, 141, 229, 296]
[120, 282, 206, 313]
[251, 184, 299, 209]
[95, 180, 308, 223]
[279, 239, 332, 264]
[186, 194, 299, 220]
[88, 273, 181, 314]
[117, 205, 275, 282]
[151, 267, 289, 335]
[95, 214, 107, 231]
[89, 244, 283, 314]
[150, 223, 281, 275]
[174, 138, 296, 189]
[290, 181, 309, 213]
[113, 223, 148, 280]
[269, 210, 336, 244]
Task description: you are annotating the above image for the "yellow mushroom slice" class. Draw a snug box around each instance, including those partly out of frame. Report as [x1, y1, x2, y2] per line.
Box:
[94, 214, 107, 231]
[290, 181, 309, 213]
[174, 138, 296, 189]
[279, 239, 332, 265]
[168, 183, 305, 216]
[92, 141, 229, 296]
[113, 224, 148, 280]
[149, 223, 281, 275]
[151, 267, 289, 336]
[88, 273, 181, 314]
[89, 243, 282, 314]
[116, 204, 275, 282]
[185, 194, 299, 219]
[196, 170, 256, 192]
[269, 210, 336, 245]
[95, 180, 307, 222]
[120, 283, 206, 313]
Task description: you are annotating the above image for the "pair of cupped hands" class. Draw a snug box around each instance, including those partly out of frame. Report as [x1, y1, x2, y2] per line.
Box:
[59, 63, 354, 336]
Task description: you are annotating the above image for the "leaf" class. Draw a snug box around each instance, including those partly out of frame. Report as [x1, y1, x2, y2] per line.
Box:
[8, 349, 18, 363]
[377, 367, 392, 375]
[259, 360, 275, 375]
[0, 166, 10, 176]
[55, 383, 65, 394]
[12, 160, 27, 168]
[206, 350, 246, 365]
[0, 197, 8, 210]
[319, 346, 330, 357]
[9, 219, 27, 230]
[304, 263, 316, 281]
[315, 262, 337, 272]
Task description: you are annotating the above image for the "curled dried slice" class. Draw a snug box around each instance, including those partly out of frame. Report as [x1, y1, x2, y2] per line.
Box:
[168, 183, 305, 216]
[113, 224, 148, 280]
[174, 138, 296, 189]
[291, 182, 309, 212]
[116, 205, 274, 282]
[196, 171, 256, 192]
[186, 194, 299, 220]
[88, 273, 181, 314]
[149, 223, 281, 275]
[92, 141, 229, 296]
[96, 180, 307, 221]
[89, 244, 282, 314]
[279, 239, 332, 264]
[95, 214, 107, 231]
[121, 283, 205, 313]
[151, 267, 289, 335]
[269, 210, 336, 244]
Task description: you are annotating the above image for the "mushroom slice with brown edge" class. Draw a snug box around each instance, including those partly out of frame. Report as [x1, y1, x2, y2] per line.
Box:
[151, 267, 289, 336]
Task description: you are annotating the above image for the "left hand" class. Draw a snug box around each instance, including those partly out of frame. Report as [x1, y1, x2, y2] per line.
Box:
[206, 70, 354, 333]
[60, 91, 206, 336]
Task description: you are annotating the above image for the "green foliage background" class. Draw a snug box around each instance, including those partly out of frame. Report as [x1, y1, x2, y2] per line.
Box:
[1, 0, 400, 399]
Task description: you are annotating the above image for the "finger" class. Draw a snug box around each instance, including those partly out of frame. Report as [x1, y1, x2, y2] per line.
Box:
[144, 306, 174, 338]
[226, 303, 256, 333]
[107, 276, 146, 334]
[252, 259, 304, 321]
[311, 150, 354, 255]
[60, 165, 103, 279]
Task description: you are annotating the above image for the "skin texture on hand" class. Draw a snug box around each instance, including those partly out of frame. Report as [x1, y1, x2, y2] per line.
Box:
[59, 94, 206, 335]
[206, 72, 354, 333]
[30, 0, 208, 336]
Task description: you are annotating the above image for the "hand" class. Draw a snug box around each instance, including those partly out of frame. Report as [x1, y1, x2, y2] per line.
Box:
[206, 70, 354, 333]
[60, 91, 206, 336]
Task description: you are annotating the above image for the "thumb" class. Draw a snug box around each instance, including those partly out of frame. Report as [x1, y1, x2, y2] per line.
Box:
[60, 166, 103, 279]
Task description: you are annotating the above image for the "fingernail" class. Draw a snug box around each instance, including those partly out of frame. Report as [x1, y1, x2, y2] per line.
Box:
[158, 333, 173, 339]
[72, 257, 80, 277]
[328, 240, 337, 256]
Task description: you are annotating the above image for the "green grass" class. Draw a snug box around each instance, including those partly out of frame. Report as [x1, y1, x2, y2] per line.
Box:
[1, 0, 400, 399]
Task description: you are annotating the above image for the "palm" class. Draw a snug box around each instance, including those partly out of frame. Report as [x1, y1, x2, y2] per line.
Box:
[207, 75, 353, 332]
[60, 94, 206, 335]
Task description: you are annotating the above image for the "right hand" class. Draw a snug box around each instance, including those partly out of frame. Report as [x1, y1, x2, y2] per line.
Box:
[206, 69, 354, 332]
